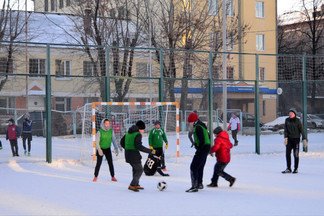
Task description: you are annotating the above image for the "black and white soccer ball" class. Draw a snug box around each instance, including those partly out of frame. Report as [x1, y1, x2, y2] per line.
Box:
[157, 181, 167, 191]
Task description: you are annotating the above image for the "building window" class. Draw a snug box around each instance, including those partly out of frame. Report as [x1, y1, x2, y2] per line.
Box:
[256, 34, 265, 51]
[256, 1, 264, 18]
[59, 0, 64, 9]
[136, 62, 149, 77]
[262, 100, 266, 116]
[212, 65, 220, 79]
[208, 0, 218, 16]
[0, 97, 15, 114]
[29, 59, 45, 76]
[55, 97, 71, 111]
[55, 60, 71, 76]
[227, 66, 234, 79]
[226, 0, 234, 16]
[44, 0, 49, 11]
[66, 0, 71, 6]
[51, 0, 56, 11]
[259, 67, 265, 81]
[83, 61, 96, 77]
[227, 32, 234, 50]
[83, 97, 98, 104]
[0, 57, 13, 74]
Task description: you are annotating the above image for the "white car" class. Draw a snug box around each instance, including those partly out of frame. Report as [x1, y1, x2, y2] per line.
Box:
[261, 116, 288, 131]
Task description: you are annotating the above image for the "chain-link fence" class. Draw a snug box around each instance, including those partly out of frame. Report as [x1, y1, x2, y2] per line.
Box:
[1, 41, 323, 159]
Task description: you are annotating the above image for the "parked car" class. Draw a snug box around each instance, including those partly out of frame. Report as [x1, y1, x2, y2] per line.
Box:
[307, 114, 324, 129]
[261, 116, 288, 131]
[226, 112, 263, 127]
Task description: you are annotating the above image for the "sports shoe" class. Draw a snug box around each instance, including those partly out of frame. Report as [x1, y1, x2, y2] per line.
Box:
[24, 150, 27, 155]
[135, 185, 144, 190]
[234, 142, 238, 146]
[128, 186, 139, 192]
[92, 177, 98, 182]
[185, 187, 198, 193]
[282, 168, 292, 174]
[198, 184, 204, 189]
[0, 146, 2, 150]
[229, 178, 236, 187]
[207, 182, 218, 188]
[292, 169, 298, 174]
[27, 152, 31, 156]
[15, 154, 19, 157]
[111, 176, 117, 182]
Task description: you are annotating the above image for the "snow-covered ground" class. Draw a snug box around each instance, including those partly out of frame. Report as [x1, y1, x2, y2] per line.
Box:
[1, 132, 324, 216]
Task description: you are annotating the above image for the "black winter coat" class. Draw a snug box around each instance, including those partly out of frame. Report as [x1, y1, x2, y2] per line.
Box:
[284, 117, 306, 140]
[120, 125, 151, 164]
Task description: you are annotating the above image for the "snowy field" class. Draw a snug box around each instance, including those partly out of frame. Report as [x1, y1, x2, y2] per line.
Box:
[1, 132, 324, 216]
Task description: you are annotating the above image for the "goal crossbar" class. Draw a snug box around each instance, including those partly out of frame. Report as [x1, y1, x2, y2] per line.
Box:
[91, 102, 180, 160]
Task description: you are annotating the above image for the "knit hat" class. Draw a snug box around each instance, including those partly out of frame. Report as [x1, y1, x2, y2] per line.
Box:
[213, 126, 223, 135]
[289, 108, 297, 116]
[187, 112, 198, 123]
[8, 118, 14, 123]
[154, 120, 161, 125]
[136, 120, 146, 130]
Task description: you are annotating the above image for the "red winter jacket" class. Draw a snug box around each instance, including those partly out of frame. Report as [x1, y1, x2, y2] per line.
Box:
[210, 131, 233, 163]
[6, 124, 20, 141]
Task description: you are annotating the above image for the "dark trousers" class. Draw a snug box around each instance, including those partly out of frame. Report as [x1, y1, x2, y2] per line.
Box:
[9, 140, 18, 156]
[190, 147, 209, 188]
[155, 147, 166, 169]
[130, 162, 143, 186]
[22, 133, 32, 152]
[231, 129, 238, 145]
[211, 162, 234, 184]
[285, 138, 300, 170]
[94, 148, 115, 177]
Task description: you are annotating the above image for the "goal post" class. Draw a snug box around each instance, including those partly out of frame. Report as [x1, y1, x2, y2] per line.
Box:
[86, 101, 180, 161]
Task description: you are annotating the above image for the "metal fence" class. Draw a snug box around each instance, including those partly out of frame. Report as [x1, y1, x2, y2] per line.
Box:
[1, 41, 324, 161]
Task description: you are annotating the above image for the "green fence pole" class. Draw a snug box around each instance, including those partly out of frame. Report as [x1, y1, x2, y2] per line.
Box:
[255, 54, 260, 155]
[46, 44, 52, 163]
[302, 54, 308, 152]
[208, 52, 214, 140]
[105, 46, 110, 102]
[159, 49, 164, 101]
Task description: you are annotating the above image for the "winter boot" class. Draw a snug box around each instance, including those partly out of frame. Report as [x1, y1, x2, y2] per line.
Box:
[135, 185, 144, 190]
[27, 152, 31, 156]
[24, 150, 27, 155]
[128, 185, 139, 192]
[111, 176, 117, 182]
[229, 178, 236, 187]
[207, 182, 218, 188]
[281, 168, 292, 174]
[198, 183, 204, 189]
[292, 168, 298, 174]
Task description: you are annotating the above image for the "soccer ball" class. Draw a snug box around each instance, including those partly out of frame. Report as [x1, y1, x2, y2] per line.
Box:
[157, 181, 167, 191]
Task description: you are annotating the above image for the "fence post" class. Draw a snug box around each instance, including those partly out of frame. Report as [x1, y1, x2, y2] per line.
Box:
[302, 54, 308, 152]
[159, 49, 164, 101]
[72, 111, 76, 136]
[105, 46, 110, 102]
[45, 44, 52, 163]
[255, 54, 260, 155]
[208, 51, 214, 140]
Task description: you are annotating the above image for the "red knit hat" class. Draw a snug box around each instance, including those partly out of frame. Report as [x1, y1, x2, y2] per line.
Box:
[188, 112, 198, 123]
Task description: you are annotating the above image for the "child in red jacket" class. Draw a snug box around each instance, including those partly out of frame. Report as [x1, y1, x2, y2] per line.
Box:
[6, 118, 21, 157]
[207, 126, 236, 187]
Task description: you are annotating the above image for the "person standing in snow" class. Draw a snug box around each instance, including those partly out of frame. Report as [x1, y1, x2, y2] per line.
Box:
[93, 118, 122, 182]
[22, 113, 33, 156]
[208, 126, 236, 188]
[186, 112, 211, 193]
[228, 112, 240, 146]
[282, 108, 307, 174]
[148, 120, 168, 170]
[6, 118, 21, 157]
[120, 120, 156, 192]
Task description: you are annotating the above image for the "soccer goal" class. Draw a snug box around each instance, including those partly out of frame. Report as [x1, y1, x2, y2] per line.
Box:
[79, 102, 180, 162]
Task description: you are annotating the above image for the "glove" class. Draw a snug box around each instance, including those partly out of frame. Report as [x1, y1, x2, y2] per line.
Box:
[149, 145, 153, 150]
[114, 149, 119, 156]
[303, 139, 308, 149]
[284, 138, 288, 146]
[151, 149, 156, 155]
[98, 148, 103, 156]
[165, 143, 168, 150]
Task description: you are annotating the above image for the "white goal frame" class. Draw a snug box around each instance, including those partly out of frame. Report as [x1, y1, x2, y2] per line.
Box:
[90, 101, 180, 160]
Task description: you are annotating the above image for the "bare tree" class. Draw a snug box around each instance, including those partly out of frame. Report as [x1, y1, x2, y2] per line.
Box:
[148, 0, 248, 111]
[67, 0, 145, 101]
[0, 0, 29, 91]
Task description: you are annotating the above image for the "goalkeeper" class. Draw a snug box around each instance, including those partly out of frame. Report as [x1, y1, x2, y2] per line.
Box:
[148, 120, 168, 170]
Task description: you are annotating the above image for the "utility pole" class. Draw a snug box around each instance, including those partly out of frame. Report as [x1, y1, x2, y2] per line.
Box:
[222, 0, 228, 129]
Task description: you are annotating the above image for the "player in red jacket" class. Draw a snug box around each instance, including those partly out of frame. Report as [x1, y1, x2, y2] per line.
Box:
[207, 126, 236, 188]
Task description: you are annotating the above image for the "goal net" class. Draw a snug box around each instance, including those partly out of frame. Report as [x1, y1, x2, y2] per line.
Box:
[78, 102, 180, 162]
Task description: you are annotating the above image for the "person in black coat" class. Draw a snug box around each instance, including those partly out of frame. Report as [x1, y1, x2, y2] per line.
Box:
[282, 108, 307, 174]
[120, 120, 156, 192]
[22, 113, 33, 156]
